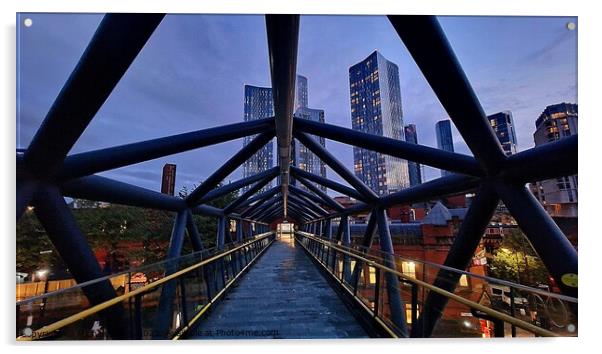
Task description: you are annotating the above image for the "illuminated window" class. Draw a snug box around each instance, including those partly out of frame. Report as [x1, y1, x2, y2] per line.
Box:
[459, 274, 469, 287]
[401, 261, 416, 278]
[405, 304, 419, 324]
[369, 267, 376, 284]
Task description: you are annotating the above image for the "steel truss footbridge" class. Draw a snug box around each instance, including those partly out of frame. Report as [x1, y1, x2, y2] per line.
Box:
[16, 14, 577, 340]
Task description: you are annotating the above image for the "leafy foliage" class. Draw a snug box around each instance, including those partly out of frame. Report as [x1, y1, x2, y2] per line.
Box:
[16, 181, 239, 278]
[488, 228, 549, 286]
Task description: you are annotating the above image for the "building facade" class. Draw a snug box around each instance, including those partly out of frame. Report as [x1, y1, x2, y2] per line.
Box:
[435, 119, 454, 177]
[531, 103, 578, 217]
[242, 85, 274, 193]
[244, 76, 326, 193]
[404, 124, 423, 187]
[161, 163, 176, 196]
[488, 111, 518, 155]
[349, 51, 410, 195]
[292, 107, 327, 192]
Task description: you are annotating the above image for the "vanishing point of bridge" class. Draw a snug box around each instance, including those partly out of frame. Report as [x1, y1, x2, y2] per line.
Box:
[16, 14, 577, 340]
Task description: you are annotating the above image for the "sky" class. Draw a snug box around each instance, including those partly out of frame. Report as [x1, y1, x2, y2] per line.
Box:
[16, 14, 577, 197]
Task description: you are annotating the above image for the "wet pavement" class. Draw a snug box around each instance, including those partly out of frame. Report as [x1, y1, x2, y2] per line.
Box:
[189, 237, 368, 339]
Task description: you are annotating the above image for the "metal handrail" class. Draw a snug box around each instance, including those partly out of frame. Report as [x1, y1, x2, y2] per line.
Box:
[302, 231, 577, 303]
[16, 234, 267, 306]
[17, 232, 275, 341]
[295, 231, 558, 337]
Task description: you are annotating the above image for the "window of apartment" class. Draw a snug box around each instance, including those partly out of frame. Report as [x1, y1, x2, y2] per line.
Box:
[401, 261, 416, 279]
[459, 274, 469, 287]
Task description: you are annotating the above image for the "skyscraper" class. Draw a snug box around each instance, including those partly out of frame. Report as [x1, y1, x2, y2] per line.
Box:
[435, 119, 454, 177]
[243, 75, 326, 193]
[349, 51, 409, 195]
[161, 163, 176, 196]
[292, 107, 327, 192]
[295, 75, 308, 112]
[488, 111, 518, 155]
[292, 75, 327, 192]
[242, 85, 274, 193]
[531, 103, 578, 217]
[404, 124, 422, 186]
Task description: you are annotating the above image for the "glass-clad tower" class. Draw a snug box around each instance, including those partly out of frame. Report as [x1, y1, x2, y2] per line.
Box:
[243, 75, 326, 193]
[242, 85, 274, 192]
[404, 124, 422, 186]
[349, 51, 409, 195]
[291, 75, 327, 192]
[488, 111, 518, 155]
[292, 107, 327, 192]
[435, 119, 454, 177]
[531, 103, 578, 217]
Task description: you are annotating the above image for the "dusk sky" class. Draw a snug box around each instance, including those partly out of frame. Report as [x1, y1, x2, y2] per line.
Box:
[16, 14, 577, 197]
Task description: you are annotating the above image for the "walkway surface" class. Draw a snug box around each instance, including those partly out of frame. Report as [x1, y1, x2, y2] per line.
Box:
[189, 237, 368, 339]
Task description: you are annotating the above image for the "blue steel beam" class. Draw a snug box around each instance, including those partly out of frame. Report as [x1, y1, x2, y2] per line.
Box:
[293, 117, 483, 177]
[60, 174, 224, 216]
[412, 183, 499, 338]
[290, 167, 366, 202]
[224, 175, 278, 214]
[250, 199, 282, 221]
[350, 212, 378, 288]
[501, 135, 578, 183]
[495, 183, 578, 299]
[388, 15, 507, 175]
[24, 14, 165, 177]
[185, 131, 274, 207]
[285, 195, 318, 216]
[288, 184, 335, 210]
[285, 203, 315, 221]
[375, 207, 409, 337]
[241, 195, 279, 219]
[235, 186, 280, 212]
[288, 192, 329, 217]
[153, 210, 188, 338]
[292, 177, 345, 212]
[33, 184, 127, 339]
[306, 174, 479, 222]
[58, 118, 275, 180]
[216, 216, 227, 249]
[244, 194, 281, 218]
[295, 132, 379, 202]
[61, 174, 186, 212]
[195, 167, 279, 205]
[185, 210, 204, 251]
[266, 14, 300, 218]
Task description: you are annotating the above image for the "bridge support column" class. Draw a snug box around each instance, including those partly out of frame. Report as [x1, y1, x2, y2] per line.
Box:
[185, 209, 203, 251]
[33, 185, 128, 339]
[152, 210, 187, 339]
[412, 184, 498, 338]
[341, 215, 352, 282]
[375, 207, 409, 337]
[351, 211, 378, 290]
[495, 183, 578, 299]
[236, 219, 244, 242]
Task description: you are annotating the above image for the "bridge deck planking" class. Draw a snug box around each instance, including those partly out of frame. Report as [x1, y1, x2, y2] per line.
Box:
[188, 237, 368, 339]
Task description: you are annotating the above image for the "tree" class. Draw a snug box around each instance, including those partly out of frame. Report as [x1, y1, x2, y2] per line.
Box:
[488, 228, 549, 286]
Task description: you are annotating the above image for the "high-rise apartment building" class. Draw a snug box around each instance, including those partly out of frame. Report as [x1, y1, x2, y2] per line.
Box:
[242, 85, 274, 193]
[531, 103, 578, 217]
[404, 124, 423, 186]
[435, 119, 454, 177]
[243, 75, 326, 193]
[488, 111, 518, 155]
[349, 50, 409, 195]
